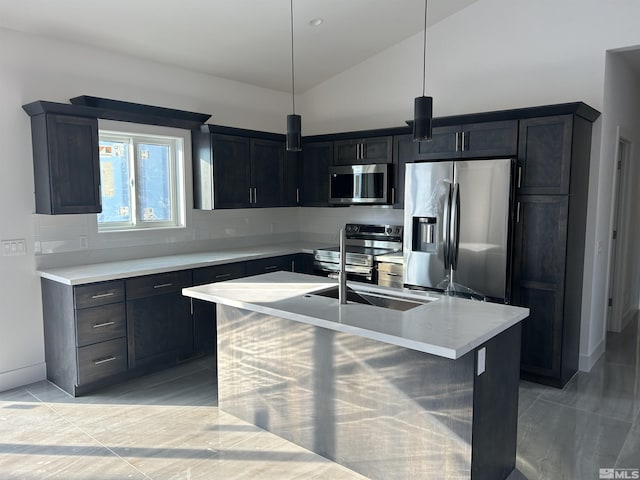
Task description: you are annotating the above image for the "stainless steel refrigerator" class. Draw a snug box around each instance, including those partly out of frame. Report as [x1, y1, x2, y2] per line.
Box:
[403, 159, 514, 302]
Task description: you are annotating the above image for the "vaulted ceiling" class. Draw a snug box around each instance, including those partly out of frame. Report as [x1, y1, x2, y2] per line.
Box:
[0, 0, 478, 93]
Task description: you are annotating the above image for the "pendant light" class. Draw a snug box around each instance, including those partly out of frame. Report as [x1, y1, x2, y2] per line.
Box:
[286, 0, 302, 151]
[413, 0, 433, 141]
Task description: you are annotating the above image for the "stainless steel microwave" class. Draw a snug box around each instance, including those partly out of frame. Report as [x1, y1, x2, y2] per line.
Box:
[329, 164, 390, 205]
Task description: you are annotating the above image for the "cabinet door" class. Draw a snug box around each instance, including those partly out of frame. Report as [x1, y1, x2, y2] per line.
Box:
[192, 262, 246, 354]
[362, 136, 393, 164]
[392, 134, 414, 209]
[245, 255, 294, 277]
[252, 139, 284, 207]
[517, 115, 573, 195]
[127, 292, 192, 368]
[511, 196, 568, 381]
[300, 142, 332, 206]
[461, 120, 518, 158]
[334, 137, 392, 165]
[36, 114, 101, 214]
[282, 150, 299, 206]
[333, 139, 359, 165]
[213, 134, 251, 208]
[415, 125, 461, 160]
[292, 253, 315, 275]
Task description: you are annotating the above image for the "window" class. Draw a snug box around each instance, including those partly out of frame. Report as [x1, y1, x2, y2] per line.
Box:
[97, 130, 185, 231]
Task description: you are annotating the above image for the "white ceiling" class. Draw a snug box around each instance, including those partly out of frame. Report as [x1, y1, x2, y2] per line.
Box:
[0, 0, 478, 93]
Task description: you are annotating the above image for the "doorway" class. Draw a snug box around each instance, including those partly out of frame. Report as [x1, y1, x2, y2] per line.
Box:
[607, 133, 635, 333]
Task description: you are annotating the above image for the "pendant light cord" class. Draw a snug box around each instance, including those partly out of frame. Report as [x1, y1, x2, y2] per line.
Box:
[290, 0, 296, 115]
[422, 0, 428, 97]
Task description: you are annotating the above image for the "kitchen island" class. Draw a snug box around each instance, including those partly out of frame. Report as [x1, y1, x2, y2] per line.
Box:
[182, 271, 529, 480]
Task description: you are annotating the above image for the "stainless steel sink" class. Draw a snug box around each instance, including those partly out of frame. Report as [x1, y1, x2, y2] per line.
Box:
[311, 286, 427, 312]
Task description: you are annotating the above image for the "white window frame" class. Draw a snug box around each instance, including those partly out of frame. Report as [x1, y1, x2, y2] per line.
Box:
[97, 121, 188, 233]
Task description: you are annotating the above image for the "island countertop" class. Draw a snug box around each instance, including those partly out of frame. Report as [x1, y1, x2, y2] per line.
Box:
[182, 271, 529, 359]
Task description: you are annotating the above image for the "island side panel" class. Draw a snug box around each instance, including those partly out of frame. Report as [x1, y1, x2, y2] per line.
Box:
[471, 322, 522, 480]
[217, 305, 476, 480]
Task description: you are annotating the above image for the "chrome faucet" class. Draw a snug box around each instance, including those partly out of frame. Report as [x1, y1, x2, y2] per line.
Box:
[339, 228, 347, 304]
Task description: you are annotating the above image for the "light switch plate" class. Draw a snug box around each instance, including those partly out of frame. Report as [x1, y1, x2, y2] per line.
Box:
[477, 347, 486, 376]
[1, 239, 26, 256]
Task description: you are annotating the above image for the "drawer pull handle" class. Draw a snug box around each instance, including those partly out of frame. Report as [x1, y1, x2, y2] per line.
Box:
[91, 292, 115, 299]
[265, 265, 278, 271]
[93, 321, 116, 329]
[94, 356, 117, 365]
[215, 273, 231, 279]
[383, 272, 401, 277]
[153, 283, 173, 289]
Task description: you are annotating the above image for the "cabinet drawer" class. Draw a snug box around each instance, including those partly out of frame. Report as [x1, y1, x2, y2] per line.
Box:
[77, 338, 127, 385]
[126, 270, 192, 300]
[76, 303, 126, 347]
[193, 262, 246, 285]
[245, 256, 293, 276]
[74, 280, 125, 309]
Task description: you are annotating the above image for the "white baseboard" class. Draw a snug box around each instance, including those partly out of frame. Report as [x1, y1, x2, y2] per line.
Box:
[0, 363, 46, 393]
[579, 337, 606, 372]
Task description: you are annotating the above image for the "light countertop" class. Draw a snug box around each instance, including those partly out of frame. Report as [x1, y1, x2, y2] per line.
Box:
[182, 271, 529, 359]
[36, 242, 332, 285]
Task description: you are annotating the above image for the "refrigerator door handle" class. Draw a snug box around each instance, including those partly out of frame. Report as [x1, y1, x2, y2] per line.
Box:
[443, 182, 452, 270]
[450, 182, 461, 270]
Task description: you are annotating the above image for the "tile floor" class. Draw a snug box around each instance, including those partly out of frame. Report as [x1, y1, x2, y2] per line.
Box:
[1, 318, 639, 480]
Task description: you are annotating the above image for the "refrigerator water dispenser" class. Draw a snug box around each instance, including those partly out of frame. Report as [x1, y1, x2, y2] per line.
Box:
[412, 217, 437, 253]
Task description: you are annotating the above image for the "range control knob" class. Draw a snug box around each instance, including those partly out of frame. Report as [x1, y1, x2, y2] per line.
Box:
[385, 226, 393, 235]
[394, 227, 402, 234]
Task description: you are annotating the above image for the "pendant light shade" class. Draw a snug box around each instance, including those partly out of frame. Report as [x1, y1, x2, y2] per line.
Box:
[286, 113, 301, 152]
[413, 0, 433, 141]
[414, 95, 433, 141]
[286, 0, 302, 151]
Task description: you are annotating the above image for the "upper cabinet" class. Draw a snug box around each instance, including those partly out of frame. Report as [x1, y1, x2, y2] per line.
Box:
[299, 141, 333, 207]
[416, 120, 518, 160]
[23, 103, 102, 215]
[192, 126, 294, 209]
[516, 115, 573, 195]
[392, 134, 414, 209]
[23, 98, 211, 215]
[333, 136, 393, 165]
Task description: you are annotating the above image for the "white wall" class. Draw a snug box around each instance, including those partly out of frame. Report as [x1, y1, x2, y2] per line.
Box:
[0, 26, 303, 392]
[300, 0, 640, 370]
[581, 51, 640, 367]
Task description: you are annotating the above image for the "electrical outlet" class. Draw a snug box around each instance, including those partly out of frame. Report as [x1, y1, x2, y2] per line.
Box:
[80, 236, 88, 249]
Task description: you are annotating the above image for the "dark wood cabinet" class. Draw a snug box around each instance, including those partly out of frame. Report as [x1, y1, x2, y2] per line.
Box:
[392, 134, 415, 209]
[512, 196, 568, 379]
[516, 115, 573, 195]
[41, 279, 127, 396]
[292, 253, 315, 274]
[251, 139, 285, 207]
[300, 141, 333, 206]
[282, 150, 300, 206]
[245, 255, 294, 277]
[192, 262, 247, 355]
[416, 120, 518, 160]
[334, 136, 393, 165]
[126, 271, 193, 368]
[512, 113, 595, 388]
[25, 109, 102, 214]
[193, 130, 290, 209]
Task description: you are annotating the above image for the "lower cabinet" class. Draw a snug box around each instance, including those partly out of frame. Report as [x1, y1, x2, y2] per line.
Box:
[192, 262, 247, 356]
[41, 278, 128, 396]
[40, 253, 320, 396]
[126, 271, 193, 369]
[245, 255, 295, 276]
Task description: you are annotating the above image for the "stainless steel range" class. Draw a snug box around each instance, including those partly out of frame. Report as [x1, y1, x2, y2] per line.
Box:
[314, 223, 403, 283]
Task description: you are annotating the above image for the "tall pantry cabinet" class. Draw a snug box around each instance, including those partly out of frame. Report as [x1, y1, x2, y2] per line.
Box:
[511, 108, 598, 388]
